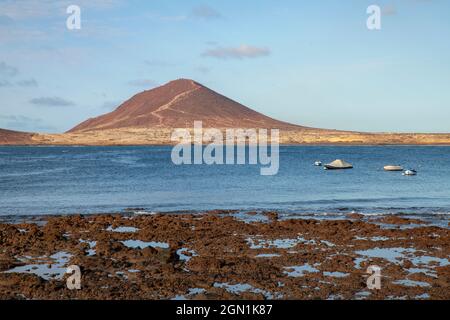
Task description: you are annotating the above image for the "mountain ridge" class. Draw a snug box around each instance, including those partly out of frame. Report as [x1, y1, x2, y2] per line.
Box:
[68, 79, 306, 133]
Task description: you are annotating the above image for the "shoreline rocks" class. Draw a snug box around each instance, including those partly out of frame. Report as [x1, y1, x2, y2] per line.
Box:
[0, 212, 448, 300]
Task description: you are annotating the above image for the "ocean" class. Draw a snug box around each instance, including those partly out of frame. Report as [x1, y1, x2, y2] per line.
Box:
[0, 146, 449, 218]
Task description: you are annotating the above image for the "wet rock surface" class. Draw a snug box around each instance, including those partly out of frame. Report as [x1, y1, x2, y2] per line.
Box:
[0, 211, 448, 300]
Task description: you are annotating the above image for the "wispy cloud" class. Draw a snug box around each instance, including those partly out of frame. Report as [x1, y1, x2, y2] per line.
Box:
[0, 62, 39, 88]
[127, 79, 158, 88]
[0, 80, 13, 87]
[17, 78, 38, 87]
[191, 5, 222, 20]
[0, 61, 18, 77]
[203, 45, 271, 60]
[30, 97, 75, 107]
[0, 61, 22, 88]
[0, 76, 38, 88]
[0, 115, 56, 132]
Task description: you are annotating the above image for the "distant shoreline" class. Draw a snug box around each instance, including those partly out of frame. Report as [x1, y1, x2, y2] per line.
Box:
[1, 210, 448, 226]
[2, 124, 450, 148]
[2, 142, 450, 147]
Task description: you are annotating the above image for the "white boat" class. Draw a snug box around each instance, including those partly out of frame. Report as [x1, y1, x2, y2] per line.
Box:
[384, 165, 403, 172]
[403, 169, 417, 176]
[314, 161, 322, 166]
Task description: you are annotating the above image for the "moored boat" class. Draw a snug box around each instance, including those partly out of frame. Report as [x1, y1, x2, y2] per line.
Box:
[324, 159, 353, 170]
[403, 169, 417, 176]
[384, 165, 403, 171]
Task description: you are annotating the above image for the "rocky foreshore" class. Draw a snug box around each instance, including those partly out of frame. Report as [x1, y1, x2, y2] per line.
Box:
[0, 211, 448, 300]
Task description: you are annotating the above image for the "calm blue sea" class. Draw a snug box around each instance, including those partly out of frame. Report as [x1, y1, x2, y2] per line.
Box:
[0, 146, 449, 217]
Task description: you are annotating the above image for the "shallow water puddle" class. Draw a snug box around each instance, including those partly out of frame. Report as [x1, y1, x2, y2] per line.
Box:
[323, 271, 349, 278]
[354, 247, 417, 268]
[354, 236, 389, 241]
[171, 288, 207, 300]
[80, 239, 97, 256]
[386, 295, 408, 300]
[284, 264, 320, 277]
[213, 282, 277, 299]
[121, 240, 169, 249]
[327, 294, 345, 300]
[176, 248, 198, 262]
[393, 279, 431, 287]
[320, 240, 336, 247]
[188, 288, 206, 295]
[410, 255, 449, 267]
[247, 236, 315, 249]
[231, 212, 270, 223]
[376, 223, 426, 230]
[354, 247, 449, 272]
[255, 253, 281, 258]
[214, 282, 254, 294]
[115, 269, 141, 280]
[355, 247, 417, 263]
[407, 267, 437, 278]
[354, 291, 371, 300]
[4, 251, 72, 280]
[107, 226, 139, 233]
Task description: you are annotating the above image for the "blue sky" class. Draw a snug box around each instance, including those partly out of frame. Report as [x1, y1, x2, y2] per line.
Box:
[0, 0, 449, 133]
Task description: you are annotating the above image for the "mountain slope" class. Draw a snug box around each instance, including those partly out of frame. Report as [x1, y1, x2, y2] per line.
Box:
[0, 129, 35, 145]
[68, 79, 305, 132]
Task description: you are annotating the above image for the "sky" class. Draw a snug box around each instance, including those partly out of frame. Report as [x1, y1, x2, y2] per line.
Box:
[0, 0, 449, 133]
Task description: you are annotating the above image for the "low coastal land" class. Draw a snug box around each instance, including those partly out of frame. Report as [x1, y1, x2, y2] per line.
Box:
[2, 127, 450, 146]
[0, 211, 448, 300]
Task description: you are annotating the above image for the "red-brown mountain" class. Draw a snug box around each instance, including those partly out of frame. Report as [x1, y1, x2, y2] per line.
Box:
[68, 79, 305, 132]
[0, 128, 34, 145]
